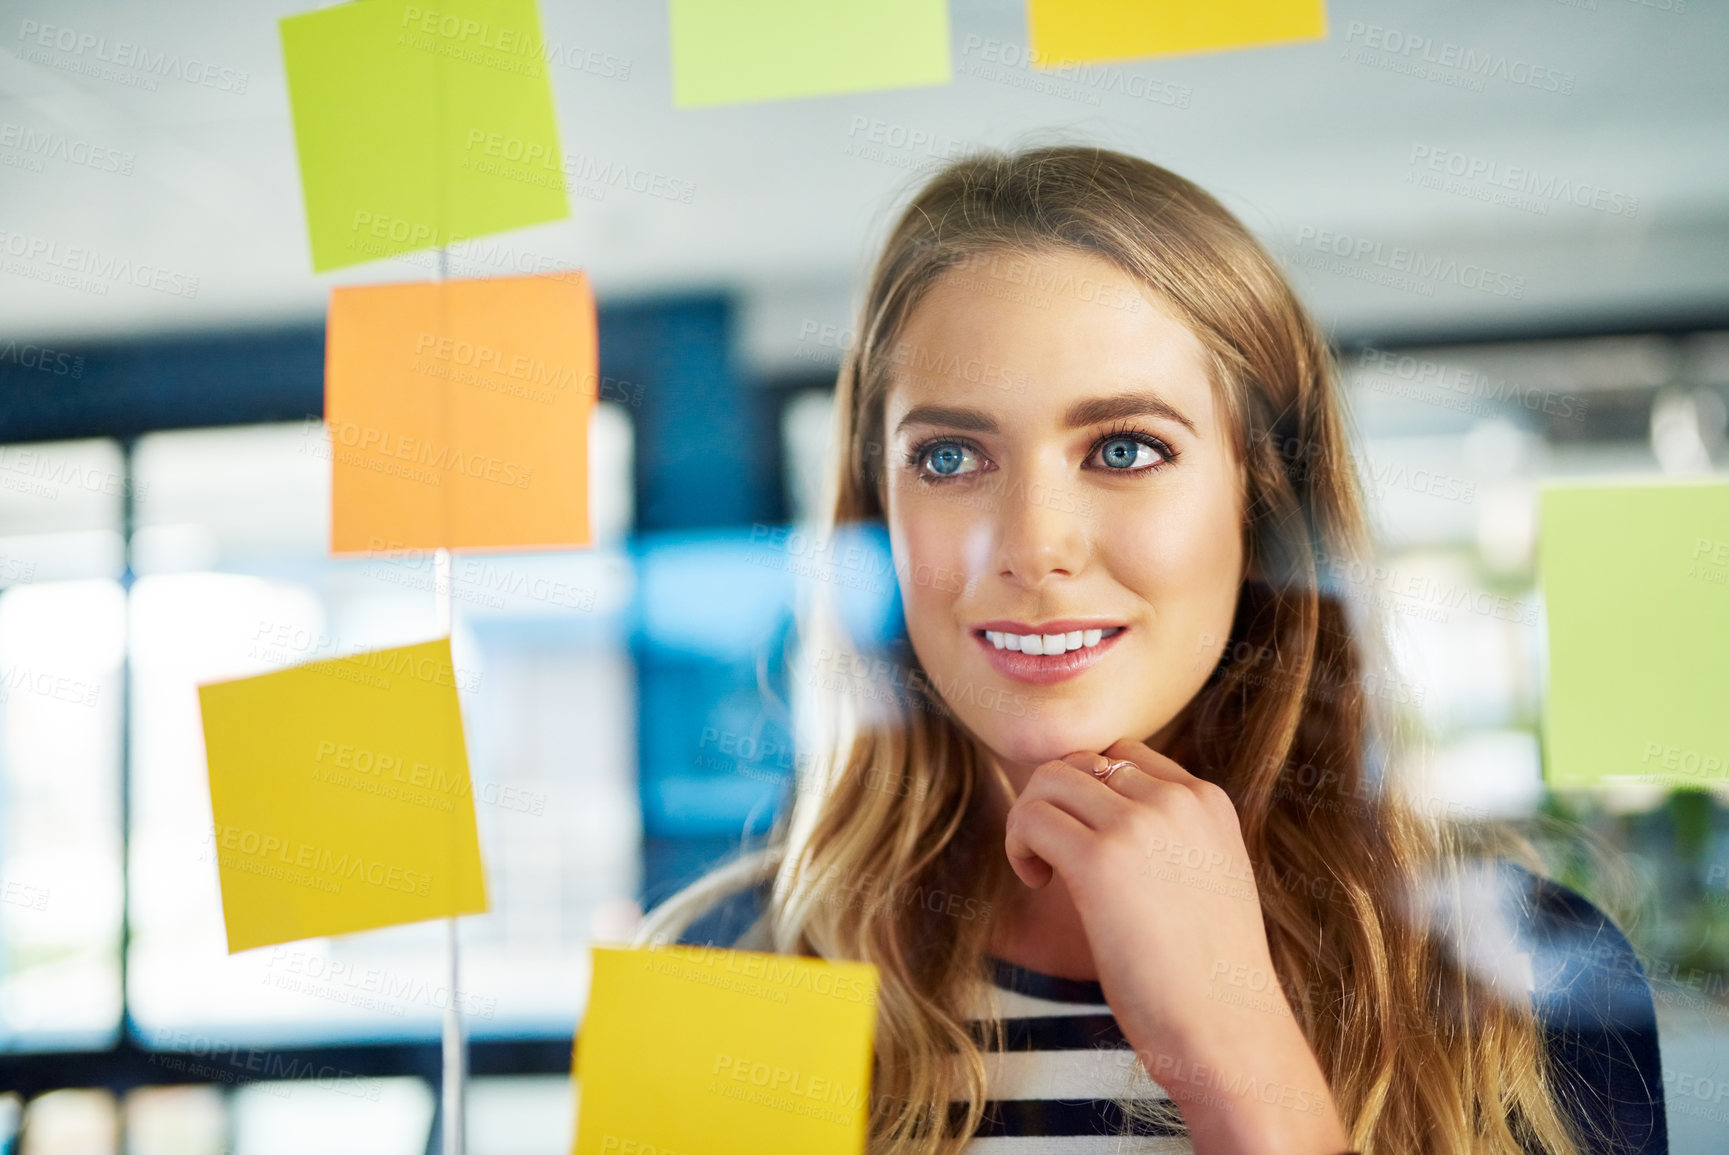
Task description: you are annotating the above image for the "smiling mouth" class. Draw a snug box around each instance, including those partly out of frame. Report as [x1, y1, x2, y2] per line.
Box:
[970, 624, 1129, 686]
[977, 625, 1127, 656]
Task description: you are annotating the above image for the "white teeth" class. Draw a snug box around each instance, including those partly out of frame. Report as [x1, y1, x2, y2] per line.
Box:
[985, 627, 1118, 655]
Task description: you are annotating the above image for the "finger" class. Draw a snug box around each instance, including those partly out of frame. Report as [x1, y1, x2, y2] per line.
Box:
[1106, 737, 1240, 823]
[1078, 752, 1172, 807]
[1105, 737, 1199, 786]
[1004, 798, 1091, 889]
[1011, 755, 1128, 830]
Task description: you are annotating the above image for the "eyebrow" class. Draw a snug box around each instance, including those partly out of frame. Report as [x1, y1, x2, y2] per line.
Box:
[893, 391, 1199, 438]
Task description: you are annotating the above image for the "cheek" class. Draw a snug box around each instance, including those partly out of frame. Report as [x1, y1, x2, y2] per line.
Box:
[892, 494, 982, 614]
[1113, 477, 1244, 623]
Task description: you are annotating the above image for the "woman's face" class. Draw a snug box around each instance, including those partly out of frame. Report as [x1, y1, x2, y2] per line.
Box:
[880, 248, 1246, 783]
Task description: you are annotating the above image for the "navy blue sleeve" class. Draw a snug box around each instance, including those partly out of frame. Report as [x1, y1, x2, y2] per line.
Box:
[1510, 862, 1669, 1154]
[672, 877, 773, 949]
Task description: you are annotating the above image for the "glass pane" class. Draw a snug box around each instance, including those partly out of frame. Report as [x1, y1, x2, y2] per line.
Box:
[0, 576, 125, 1049]
[127, 417, 640, 1046]
[230, 1077, 431, 1155]
[0, 440, 127, 587]
[468, 1075, 575, 1155]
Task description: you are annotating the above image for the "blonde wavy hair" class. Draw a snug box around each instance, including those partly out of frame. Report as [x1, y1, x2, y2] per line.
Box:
[638, 146, 1591, 1155]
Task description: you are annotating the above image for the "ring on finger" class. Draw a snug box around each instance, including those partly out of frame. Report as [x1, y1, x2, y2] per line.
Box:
[1091, 757, 1138, 784]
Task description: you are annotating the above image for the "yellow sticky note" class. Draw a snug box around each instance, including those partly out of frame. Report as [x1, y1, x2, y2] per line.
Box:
[199, 638, 488, 953]
[1539, 480, 1729, 789]
[669, 0, 951, 108]
[280, 0, 568, 272]
[573, 945, 878, 1154]
[325, 272, 597, 554]
[1028, 0, 1326, 64]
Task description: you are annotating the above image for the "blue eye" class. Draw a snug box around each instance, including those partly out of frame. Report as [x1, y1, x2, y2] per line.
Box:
[1098, 436, 1157, 470]
[918, 440, 980, 478]
[902, 427, 1177, 485]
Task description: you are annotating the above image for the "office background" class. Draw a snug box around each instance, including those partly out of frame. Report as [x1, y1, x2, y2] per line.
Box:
[1, 0, 1727, 1151]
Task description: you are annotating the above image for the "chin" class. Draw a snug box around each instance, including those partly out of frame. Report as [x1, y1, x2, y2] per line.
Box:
[954, 708, 1114, 769]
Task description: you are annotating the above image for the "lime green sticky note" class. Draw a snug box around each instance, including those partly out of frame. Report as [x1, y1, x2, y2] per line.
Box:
[199, 637, 489, 952]
[669, 0, 951, 108]
[1028, 0, 1326, 64]
[280, 0, 568, 272]
[573, 945, 879, 1154]
[1539, 480, 1729, 789]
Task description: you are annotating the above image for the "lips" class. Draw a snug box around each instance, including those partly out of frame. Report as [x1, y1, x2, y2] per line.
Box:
[972, 623, 1128, 686]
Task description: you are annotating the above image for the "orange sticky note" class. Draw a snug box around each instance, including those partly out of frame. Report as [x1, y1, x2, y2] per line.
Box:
[325, 273, 597, 554]
[199, 638, 489, 953]
[1028, 0, 1326, 64]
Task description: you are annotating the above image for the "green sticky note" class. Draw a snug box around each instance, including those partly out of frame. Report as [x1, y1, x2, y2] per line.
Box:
[669, 0, 952, 108]
[280, 0, 568, 272]
[1539, 480, 1729, 789]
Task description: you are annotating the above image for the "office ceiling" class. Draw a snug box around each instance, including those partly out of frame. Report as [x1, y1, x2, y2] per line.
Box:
[1, 0, 1726, 374]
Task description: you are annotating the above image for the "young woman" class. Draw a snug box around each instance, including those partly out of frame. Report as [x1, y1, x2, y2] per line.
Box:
[636, 147, 1666, 1155]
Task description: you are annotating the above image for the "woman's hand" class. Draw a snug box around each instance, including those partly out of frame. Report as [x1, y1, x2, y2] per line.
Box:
[1002, 737, 1350, 1155]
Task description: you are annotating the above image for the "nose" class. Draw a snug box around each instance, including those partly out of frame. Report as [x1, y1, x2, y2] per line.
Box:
[988, 462, 1089, 587]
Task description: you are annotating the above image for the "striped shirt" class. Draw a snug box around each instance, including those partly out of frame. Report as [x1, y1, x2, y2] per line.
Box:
[673, 859, 1667, 1154]
[957, 958, 1190, 1154]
